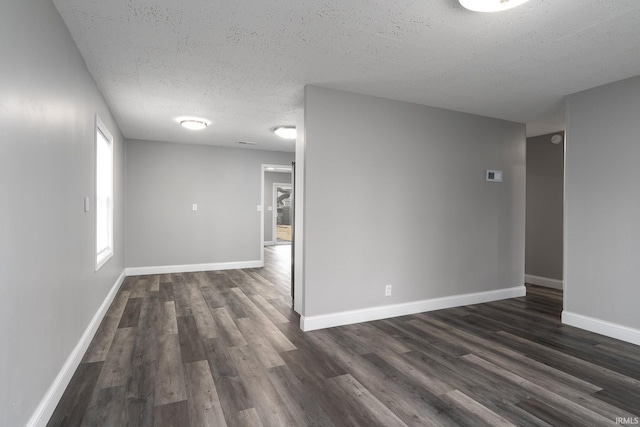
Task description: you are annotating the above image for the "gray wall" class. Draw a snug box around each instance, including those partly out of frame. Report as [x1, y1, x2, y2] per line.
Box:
[0, 1, 125, 425]
[565, 75, 640, 330]
[302, 86, 526, 316]
[126, 140, 294, 268]
[525, 132, 564, 281]
[264, 171, 292, 243]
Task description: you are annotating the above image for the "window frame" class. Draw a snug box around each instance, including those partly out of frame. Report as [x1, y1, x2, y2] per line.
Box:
[95, 115, 114, 271]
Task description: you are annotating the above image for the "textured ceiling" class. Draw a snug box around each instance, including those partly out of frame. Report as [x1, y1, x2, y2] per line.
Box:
[53, 0, 640, 152]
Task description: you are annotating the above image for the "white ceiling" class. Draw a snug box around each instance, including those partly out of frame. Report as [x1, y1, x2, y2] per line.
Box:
[52, 0, 640, 152]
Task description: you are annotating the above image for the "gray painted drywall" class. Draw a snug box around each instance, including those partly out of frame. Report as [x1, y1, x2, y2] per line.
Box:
[0, 1, 125, 425]
[302, 86, 526, 317]
[525, 132, 564, 281]
[264, 172, 292, 243]
[125, 140, 294, 268]
[565, 75, 640, 330]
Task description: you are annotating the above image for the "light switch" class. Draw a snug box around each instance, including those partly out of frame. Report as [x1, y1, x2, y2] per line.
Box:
[486, 170, 503, 182]
[192, 204, 198, 211]
[268, 206, 273, 211]
[84, 197, 90, 212]
[257, 205, 262, 212]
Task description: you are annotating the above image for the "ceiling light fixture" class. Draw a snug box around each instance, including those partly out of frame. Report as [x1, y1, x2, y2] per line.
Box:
[179, 119, 208, 130]
[459, 0, 530, 12]
[551, 134, 563, 145]
[274, 126, 297, 140]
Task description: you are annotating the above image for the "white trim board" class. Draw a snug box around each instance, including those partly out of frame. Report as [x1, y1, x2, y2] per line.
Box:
[525, 274, 563, 290]
[300, 286, 526, 332]
[562, 311, 640, 346]
[27, 270, 126, 427]
[125, 260, 263, 276]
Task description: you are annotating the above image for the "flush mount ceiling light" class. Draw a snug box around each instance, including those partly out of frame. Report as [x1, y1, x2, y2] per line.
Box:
[459, 0, 530, 12]
[179, 119, 208, 130]
[274, 126, 297, 140]
[551, 134, 563, 144]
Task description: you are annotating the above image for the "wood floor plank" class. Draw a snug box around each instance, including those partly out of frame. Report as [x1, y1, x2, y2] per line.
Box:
[201, 337, 236, 376]
[228, 287, 296, 353]
[158, 301, 178, 335]
[154, 400, 190, 427]
[148, 275, 160, 293]
[593, 387, 640, 416]
[82, 385, 125, 427]
[210, 307, 247, 347]
[441, 390, 517, 427]
[228, 344, 300, 426]
[347, 322, 413, 355]
[199, 284, 226, 310]
[415, 315, 604, 396]
[306, 329, 457, 426]
[462, 354, 618, 425]
[211, 376, 253, 426]
[155, 333, 187, 406]
[266, 364, 336, 427]
[250, 293, 290, 324]
[159, 282, 174, 302]
[47, 362, 103, 427]
[172, 274, 193, 317]
[185, 282, 219, 340]
[516, 397, 582, 427]
[96, 327, 137, 390]
[82, 290, 131, 363]
[219, 288, 249, 319]
[327, 374, 408, 427]
[124, 360, 155, 427]
[177, 315, 207, 363]
[202, 337, 253, 422]
[235, 408, 264, 427]
[184, 360, 227, 427]
[119, 297, 143, 329]
[131, 295, 158, 366]
[495, 330, 640, 390]
[236, 317, 286, 368]
[243, 270, 282, 299]
[130, 278, 149, 299]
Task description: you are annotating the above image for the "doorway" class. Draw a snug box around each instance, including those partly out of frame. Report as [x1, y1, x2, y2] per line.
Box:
[525, 131, 565, 305]
[260, 163, 294, 303]
[273, 184, 292, 244]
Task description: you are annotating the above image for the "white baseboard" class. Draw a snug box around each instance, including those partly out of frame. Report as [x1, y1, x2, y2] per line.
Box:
[300, 286, 526, 332]
[125, 260, 263, 276]
[525, 274, 563, 290]
[27, 270, 126, 427]
[562, 311, 640, 346]
[264, 241, 275, 246]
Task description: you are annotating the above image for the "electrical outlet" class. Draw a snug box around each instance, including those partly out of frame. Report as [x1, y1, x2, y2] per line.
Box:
[385, 284, 392, 296]
[192, 204, 197, 211]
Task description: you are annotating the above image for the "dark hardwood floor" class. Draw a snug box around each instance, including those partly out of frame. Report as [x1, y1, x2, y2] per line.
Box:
[49, 246, 640, 426]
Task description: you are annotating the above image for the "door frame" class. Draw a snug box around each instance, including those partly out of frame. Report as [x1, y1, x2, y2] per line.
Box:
[260, 164, 293, 266]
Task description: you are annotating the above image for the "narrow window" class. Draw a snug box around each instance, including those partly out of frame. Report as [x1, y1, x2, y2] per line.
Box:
[95, 115, 113, 270]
